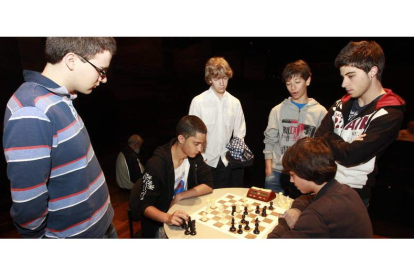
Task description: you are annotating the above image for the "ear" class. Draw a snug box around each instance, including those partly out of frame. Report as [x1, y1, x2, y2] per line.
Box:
[64, 53, 77, 71]
[305, 76, 311, 86]
[177, 135, 186, 144]
[368, 66, 378, 79]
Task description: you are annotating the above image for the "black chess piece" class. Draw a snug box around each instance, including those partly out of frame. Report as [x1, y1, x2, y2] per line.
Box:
[229, 221, 236, 232]
[181, 220, 187, 229]
[261, 206, 267, 217]
[232, 205, 236, 212]
[253, 224, 260, 234]
[269, 201, 274, 210]
[237, 224, 243, 234]
[244, 221, 250, 231]
[255, 218, 259, 223]
[255, 220, 259, 227]
[241, 214, 246, 223]
[184, 221, 190, 235]
[190, 220, 197, 236]
[232, 217, 235, 224]
[243, 206, 248, 216]
[255, 206, 260, 214]
[231, 210, 235, 216]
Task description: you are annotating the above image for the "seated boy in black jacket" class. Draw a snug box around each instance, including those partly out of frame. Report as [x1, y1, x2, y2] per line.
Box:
[267, 137, 373, 238]
[139, 115, 214, 238]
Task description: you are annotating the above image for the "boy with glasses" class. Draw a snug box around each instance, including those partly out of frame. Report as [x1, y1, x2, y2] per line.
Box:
[3, 37, 117, 238]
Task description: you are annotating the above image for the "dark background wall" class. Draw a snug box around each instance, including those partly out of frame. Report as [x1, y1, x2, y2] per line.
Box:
[1, 37, 414, 230]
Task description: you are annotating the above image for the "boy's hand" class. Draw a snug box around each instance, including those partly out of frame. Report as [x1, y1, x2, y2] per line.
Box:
[165, 210, 189, 226]
[282, 208, 301, 229]
[354, 133, 367, 141]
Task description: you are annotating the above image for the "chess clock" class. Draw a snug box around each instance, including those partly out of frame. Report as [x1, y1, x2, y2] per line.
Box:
[246, 186, 276, 202]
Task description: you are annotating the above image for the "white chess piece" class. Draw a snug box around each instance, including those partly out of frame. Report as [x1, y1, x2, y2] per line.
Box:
[218, 205, 226, 222]
[205, 200, 211, 212]
[210, 198, 217, 209]
[235, 202, 241, 213]
[201, 211, 208, 222]
[242, 196, 248, 206]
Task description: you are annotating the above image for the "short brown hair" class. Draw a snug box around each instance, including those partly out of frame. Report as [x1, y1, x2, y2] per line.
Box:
[176, 115, 207, 139]
[282, 137, 337, 185]
[45, 37, 117, 64]
[204, 57, 233, 85]
[282, 60, 312, 83]
[334, 41, 385, 81]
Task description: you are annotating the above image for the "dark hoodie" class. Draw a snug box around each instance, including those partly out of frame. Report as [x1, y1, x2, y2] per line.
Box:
[315, 89, 405, 200]
[138, 139, 214, 238]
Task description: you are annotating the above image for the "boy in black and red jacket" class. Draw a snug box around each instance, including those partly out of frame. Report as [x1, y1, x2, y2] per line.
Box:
[315, 41, 405, 206]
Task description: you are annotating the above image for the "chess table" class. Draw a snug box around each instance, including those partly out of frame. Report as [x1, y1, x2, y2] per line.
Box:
[164, 187, 286, 239]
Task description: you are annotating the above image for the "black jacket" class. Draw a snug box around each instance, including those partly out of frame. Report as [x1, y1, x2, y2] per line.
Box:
[267, 179, 373, 238]
[138, 139, 214, 238]
[315, 89, 405, 199]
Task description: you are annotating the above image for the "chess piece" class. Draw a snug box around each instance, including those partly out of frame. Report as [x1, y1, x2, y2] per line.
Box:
[229, 221, 236, 232]
[243, 196, 248, 206]
[243, 206, 248, 216]
[210, 199, 217, 209]
[241, 214, 246, 224]
[255, 205, 260, 214]
[181, 220, 187, 229]
[201, 211, 208, 222]
[255, 218, 259, 223]
[232, 217, 235, 224]
[237, 224, 243, 234]
[190, 220, 197, 236]
[184, 219, 190, 235]
[244, 221, 250, 231]
[261, 206, 267, 217]
[219, 205, 226, 223]
[269, 201, 274, 210]
[253, 224, 260, 234]
[235, 202, 241, 213]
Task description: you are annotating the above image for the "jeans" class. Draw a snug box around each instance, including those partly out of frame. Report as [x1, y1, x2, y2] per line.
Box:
[265, 170, 285, 194]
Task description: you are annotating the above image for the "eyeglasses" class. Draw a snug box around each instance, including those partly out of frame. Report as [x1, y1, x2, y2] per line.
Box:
[76, 54, 107, 79]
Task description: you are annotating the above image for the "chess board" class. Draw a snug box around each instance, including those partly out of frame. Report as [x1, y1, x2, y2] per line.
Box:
[190, 193, 292, 239]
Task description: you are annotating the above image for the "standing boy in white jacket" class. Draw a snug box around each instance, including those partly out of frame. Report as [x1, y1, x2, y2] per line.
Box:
[263, 60, 327, 194]
[190, 57, 246, 188]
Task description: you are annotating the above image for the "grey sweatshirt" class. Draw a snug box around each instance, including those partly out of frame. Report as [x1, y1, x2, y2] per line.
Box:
[263, 97, 327, 172]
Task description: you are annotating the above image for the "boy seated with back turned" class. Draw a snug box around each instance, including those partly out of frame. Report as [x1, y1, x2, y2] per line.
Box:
[138, 115, 214, 238]
[267, 137, 373, 238]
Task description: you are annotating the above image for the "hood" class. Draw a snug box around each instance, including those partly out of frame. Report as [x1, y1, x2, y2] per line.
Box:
[153, 138, 176, 166]
[341, 88, 406, 110]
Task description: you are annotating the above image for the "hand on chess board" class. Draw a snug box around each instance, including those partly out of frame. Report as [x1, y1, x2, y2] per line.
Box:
[166, 210, 189, 226]
[282, 208, 301, 229]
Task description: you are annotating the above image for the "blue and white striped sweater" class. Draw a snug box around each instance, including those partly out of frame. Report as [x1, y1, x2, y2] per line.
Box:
[3, 70, 113, 238]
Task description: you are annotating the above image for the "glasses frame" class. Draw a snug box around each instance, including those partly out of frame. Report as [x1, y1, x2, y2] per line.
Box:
[76, 54, 107, 79]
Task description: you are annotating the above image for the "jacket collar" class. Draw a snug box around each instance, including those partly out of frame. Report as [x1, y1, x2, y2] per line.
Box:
[313, 179, 338, 201]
